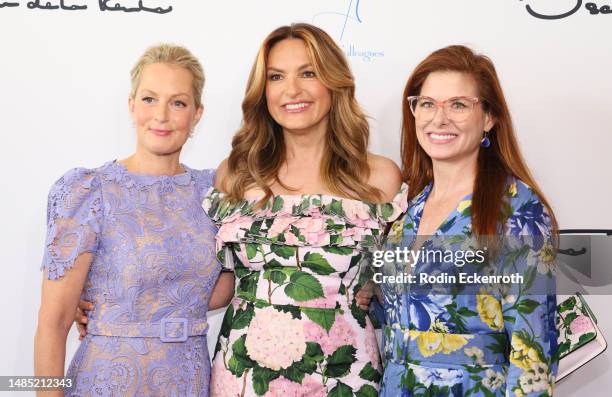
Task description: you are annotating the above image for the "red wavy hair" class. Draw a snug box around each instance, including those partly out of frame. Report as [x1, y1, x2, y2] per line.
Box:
[401, 45, 557, 236]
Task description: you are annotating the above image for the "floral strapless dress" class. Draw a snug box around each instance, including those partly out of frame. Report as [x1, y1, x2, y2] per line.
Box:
[203, 186, 407, 396]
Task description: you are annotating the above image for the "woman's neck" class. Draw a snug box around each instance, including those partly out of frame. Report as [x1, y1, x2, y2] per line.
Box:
[429, 156, 477, 201]
[282, 126, 327, 166]
[119, 150, 184, 176]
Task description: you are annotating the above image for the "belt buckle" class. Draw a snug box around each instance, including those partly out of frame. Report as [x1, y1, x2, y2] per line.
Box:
[160, 317, 189, 342]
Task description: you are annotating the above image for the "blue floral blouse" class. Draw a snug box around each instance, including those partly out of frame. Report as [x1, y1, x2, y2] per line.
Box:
[378, 178, 558, 397]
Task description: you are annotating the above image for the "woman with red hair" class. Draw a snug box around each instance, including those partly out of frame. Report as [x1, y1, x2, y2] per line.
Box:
[361, 45, 558, 396]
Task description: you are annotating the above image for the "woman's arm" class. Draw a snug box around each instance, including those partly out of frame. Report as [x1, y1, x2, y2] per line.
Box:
[207, 158, 236, 311]
[501, 184, 558, 396]
[74, 299, 94, 340]
[208, 272, 235, 310]
[35, 167, 101, 396]
[355, 280, 384, 310]
[502, 274, 557, 397]
[34, 253, 92, 394]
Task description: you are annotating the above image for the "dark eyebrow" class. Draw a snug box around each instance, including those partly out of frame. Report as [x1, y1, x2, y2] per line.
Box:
[267, 63, 313, 73]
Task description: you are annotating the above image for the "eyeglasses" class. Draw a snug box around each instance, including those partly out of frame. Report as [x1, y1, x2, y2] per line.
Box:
[407, 96, 481, 123]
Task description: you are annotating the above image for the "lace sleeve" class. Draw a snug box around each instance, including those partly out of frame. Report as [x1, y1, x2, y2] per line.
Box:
[41, 168, 103, 280]
[192, 168, 216, 202]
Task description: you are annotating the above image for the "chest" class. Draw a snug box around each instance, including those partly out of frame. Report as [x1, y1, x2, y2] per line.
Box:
[416, 198, 464, 236]
[273, 162, 332, 195]
[97, 181, 217, 268]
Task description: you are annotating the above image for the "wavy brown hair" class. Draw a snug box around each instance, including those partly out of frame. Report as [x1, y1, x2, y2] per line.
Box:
[401, 45, 558, 236]
[223, 23, 382, 204]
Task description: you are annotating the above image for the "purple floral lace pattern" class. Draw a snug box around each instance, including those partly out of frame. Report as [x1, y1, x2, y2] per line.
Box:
[41, 161, 220, 397]
[42, 168, 103, 280]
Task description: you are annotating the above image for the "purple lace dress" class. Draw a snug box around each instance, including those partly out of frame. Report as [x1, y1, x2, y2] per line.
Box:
[41, 161, 220, 397]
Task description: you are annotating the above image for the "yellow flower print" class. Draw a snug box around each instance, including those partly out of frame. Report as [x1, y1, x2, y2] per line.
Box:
[509, 332, 543, 371]
[441, 333, 473, 354]
[409, 330, 472, 357]
[508, 182, 518, 197]
[476, 290, 504, 331]
[457, 200, 472, 215]
[539, 240, 556, 263]
[432, 318, 450, 333]
[387, 218, 405, 244]
[410, 330, 442, 357]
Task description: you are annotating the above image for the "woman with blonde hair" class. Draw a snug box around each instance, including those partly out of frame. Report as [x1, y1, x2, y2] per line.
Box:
[360, 45, 558, 396]
[203, 23, 405, 396]
[35, 44, 232, 396]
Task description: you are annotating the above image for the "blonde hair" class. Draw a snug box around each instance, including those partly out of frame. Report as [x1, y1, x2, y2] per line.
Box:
[130, 43, 205, 108]
[225, 23, 381, 204]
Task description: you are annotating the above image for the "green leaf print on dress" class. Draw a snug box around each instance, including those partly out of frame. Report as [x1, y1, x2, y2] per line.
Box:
[203, 185, 408, 396]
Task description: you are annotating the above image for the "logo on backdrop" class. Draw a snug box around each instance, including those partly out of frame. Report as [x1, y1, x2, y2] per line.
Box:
[520, 0, 611, 19]
[312, 0, 384, 62]
[0, 0, 172, 13]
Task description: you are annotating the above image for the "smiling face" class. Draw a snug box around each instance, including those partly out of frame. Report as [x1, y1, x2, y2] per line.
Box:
[129, 62, 203, 157]
[415, 71, 495, 165]
[265, 38, 332, 136]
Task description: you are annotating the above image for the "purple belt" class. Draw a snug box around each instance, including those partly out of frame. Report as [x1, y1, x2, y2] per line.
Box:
[87, 317, 208, 342]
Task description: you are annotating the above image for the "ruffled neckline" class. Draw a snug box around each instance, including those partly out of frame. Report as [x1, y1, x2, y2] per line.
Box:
[202, 183, 408, 224]
[99, 160, 194, 187]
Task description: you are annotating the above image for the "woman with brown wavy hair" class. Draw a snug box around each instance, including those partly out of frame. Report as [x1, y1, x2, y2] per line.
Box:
[202, 23, 405, 396]
[368, 45, 558, 396]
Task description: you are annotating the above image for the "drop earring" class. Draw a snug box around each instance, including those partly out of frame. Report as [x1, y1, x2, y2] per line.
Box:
[480, 131, 491, 148]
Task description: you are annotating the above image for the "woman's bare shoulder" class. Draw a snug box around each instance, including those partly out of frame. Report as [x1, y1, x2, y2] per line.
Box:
[367, 153, 402, 202]
[214, 158, 230, 191]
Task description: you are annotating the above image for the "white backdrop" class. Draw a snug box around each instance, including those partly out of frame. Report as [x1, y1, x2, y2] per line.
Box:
[1, 0, 611, 395]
